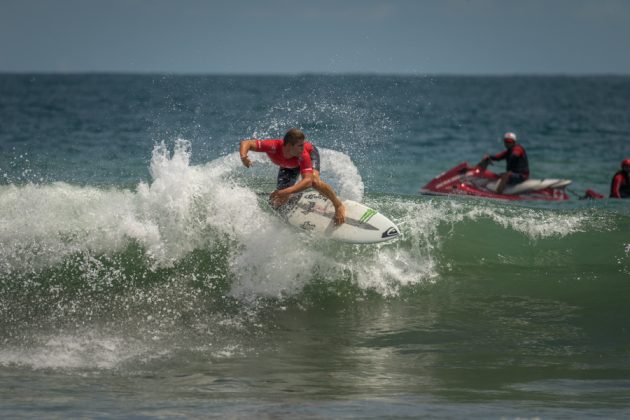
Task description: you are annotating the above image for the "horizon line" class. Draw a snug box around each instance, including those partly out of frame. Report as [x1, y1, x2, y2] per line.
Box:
[1, 70, 630, 78]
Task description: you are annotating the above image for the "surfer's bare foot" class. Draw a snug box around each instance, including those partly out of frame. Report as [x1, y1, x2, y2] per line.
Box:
[334, 203, 346, 225]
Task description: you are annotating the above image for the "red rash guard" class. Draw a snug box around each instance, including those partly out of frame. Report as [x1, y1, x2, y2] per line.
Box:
[255, 139, 314, 175]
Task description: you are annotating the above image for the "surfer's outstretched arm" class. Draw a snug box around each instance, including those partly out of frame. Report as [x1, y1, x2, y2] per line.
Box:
[239, 140, 257, 168]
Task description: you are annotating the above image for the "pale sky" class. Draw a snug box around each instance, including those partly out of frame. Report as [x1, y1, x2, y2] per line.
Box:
[1, 0, 629, 74]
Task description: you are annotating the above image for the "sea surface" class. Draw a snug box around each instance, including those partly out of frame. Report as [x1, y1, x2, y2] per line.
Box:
[1, 74, 629, 418]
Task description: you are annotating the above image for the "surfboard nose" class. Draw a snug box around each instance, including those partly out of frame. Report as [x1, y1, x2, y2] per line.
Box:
[382, 226, 400, 239]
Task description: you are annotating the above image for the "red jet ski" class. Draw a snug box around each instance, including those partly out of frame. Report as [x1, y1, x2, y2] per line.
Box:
[420, 160, 572, 201]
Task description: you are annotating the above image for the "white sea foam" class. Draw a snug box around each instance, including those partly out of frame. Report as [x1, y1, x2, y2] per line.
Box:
[411, 198, 590, 240]
[0, 332, 149, 370]
[0, 140, 388, 300]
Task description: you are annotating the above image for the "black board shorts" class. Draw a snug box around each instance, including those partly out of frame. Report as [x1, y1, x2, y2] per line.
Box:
[276, 146, 320, 189]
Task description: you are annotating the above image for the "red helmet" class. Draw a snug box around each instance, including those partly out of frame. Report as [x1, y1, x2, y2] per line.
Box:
[622, 158, 630, 168]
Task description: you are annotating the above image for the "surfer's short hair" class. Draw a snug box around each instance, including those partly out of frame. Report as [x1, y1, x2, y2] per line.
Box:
[283, 128, 305, 145]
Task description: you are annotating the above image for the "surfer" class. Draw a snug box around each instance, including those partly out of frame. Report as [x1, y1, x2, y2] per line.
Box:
[239, 128, 346, 224]
[483, 132, 529, 194]
[610, 159, 630, 198]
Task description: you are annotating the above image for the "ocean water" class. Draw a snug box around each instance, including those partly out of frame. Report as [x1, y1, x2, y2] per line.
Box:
[1, 74, 629, 418]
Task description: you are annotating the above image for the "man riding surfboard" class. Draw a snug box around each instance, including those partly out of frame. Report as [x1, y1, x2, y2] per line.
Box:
[239, 128, 346, 225]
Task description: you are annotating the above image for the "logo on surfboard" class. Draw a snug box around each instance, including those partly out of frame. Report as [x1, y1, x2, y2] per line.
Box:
[300, 221, 316, 231]
[381, 226, 399, 238]
[301, 201, 316, 215]
[359, 209, 377, 224]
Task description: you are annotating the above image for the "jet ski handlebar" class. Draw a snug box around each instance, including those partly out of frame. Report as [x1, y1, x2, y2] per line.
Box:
[476, 156, 492, 170]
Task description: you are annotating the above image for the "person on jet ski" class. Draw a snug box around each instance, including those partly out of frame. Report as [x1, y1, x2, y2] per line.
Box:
[483, 132, 529, 194]
[610, 158, 630, 198]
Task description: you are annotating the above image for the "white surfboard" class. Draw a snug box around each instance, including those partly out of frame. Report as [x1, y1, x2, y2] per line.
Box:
[275, 190, 400, 244]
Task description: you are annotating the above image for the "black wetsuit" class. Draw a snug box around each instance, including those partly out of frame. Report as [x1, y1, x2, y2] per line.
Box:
[491, 144, 529, 184]
[610, 170, 630, 198]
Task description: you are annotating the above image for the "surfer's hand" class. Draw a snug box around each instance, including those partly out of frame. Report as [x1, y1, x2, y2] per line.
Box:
[270, 189, 290, 206]
[240, 155, 252, 168]
[334, 203, 346, 225]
